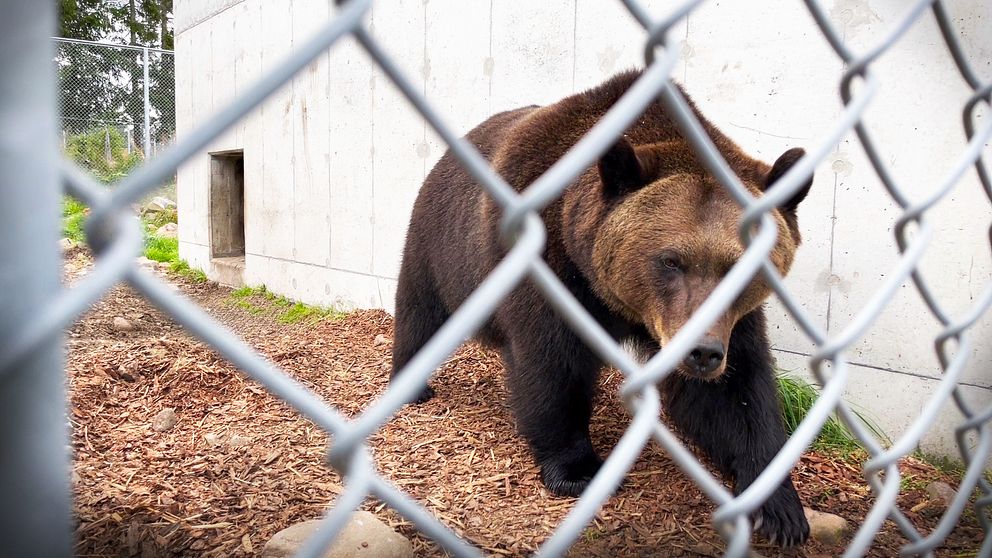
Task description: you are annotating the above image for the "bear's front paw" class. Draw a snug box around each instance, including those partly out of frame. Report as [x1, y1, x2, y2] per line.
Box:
[752, 485, 809, 547]
[539, 452, 604, 497]
[407, 385, 435, 404]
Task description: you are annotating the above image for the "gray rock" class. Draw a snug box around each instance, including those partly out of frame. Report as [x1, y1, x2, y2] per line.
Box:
[136, 256, 157, 268]
[926, 481, 956, 511]
[151, 408, 178, 432]
[112, 316, 133, 331]
[60, 238, 77, 251]
[261, 512, 413, 558]
[804, 507, 849, 546]
[143, 196, 176, 214]
[203, 433, 223, 447]
[229, 434, 252, 448]
[373, 334, 390, 346]
[155, 223, 178, 238]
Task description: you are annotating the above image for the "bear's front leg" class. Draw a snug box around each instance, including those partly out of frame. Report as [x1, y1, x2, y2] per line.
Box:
[503, 331, 604, 498]
[661, 310, 809, 547]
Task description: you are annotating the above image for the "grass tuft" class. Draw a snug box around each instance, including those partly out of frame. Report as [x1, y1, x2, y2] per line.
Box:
[169, 259, 207, 283]
[62, 197, 88, 243]
[144, 235, 179, 263]
[278, 302, 346, 324]
[143, 206, 178, 229]
[776, 373, 889, 453]
[230, 286, 257, 298]
[227, 284, 345, 324]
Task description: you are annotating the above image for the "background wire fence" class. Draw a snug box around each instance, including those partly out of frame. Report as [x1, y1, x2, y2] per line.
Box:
[55, 37, 176, 164]
[1, 0, 990, 557]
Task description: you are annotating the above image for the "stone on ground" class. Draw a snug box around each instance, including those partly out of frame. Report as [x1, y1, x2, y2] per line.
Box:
[925, 481, 957, 511]
[155, 222, 178, 238]
[112, 316, 133, 331]
[803, 507, 849, 546]
[151, 408, 178, 432]
[142, 196, 176, 214]
[261, 512, 413, 558]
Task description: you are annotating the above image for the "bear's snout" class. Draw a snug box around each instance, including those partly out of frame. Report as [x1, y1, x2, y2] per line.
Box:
[683, 337, 726, 378]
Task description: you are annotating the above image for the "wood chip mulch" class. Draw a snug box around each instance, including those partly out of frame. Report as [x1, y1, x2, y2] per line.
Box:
[63, 249, 986, 557]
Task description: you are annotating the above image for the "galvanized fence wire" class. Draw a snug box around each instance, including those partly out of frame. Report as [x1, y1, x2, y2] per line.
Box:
[54, 37, 176, 159]
[2, 0, 988, 556]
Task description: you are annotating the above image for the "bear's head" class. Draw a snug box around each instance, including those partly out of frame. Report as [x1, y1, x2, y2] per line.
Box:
[590, 138, 811, 380]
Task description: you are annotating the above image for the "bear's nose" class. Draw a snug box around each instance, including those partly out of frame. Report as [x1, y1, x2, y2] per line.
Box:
[683, 338, 725, 376]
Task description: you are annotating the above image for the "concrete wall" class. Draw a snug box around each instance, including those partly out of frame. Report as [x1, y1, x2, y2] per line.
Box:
[174, 0, 991, 461]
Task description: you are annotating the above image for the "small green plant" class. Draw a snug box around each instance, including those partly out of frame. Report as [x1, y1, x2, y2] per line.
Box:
[137, 207, 205, 284]
[144, 235, 178, 263]
[582, 526, 605, 542]
[143, 205, 178, 229]
[169, 259, 207, 283]
[776, 373, 889, 453]
[899, 473, 929, 492]
[913, 451, 967, 477]
[234, 298, 266, 315]
[62, 196, 88, 243]
[227, 284, 345, 323]
[230, 286, 257, 298]
[64, 127, 143, 184]
[279, 302, 345, 324]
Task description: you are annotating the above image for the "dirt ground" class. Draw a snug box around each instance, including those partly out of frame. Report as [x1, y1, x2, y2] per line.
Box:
[64, 249, 985, 557]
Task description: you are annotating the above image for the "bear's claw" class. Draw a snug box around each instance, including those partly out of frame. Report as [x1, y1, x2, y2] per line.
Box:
[751, 486, 809, 547]
[539, 452, 604, 497]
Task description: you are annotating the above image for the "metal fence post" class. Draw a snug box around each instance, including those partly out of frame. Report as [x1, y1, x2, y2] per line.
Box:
[143, 46, 151, 156]
[0, 0, 72, 556]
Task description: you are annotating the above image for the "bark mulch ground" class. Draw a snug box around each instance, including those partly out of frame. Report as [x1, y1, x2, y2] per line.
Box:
[64, 249, 985, 557]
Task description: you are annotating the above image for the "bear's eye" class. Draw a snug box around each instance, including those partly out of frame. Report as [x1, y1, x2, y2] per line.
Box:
[660, 256, 682, 272]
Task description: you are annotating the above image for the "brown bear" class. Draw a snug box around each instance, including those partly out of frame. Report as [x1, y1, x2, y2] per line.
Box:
[390, 69, 812, 546]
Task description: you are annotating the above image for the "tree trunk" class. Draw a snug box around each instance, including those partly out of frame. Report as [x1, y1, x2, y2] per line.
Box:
[128, 0, 136, 45]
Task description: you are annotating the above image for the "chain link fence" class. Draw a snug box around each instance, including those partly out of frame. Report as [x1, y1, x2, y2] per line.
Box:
[1, 0, 990, 556]
[54, 37, 175, 169]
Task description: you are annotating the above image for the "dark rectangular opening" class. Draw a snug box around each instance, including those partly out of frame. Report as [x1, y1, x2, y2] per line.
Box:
[209, 150, 245, 259]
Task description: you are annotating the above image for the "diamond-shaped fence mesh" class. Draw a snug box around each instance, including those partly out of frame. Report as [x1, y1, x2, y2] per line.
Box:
[1, 0, 990, 557]
[54, 38, 176, 168]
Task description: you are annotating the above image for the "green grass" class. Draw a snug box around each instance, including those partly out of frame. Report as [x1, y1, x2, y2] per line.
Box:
[134, 211, 206, 284]
[62, 197, 88, 243]
[144, 235, 179, 263]
[169, 259, 207, 283]
[776, 373, 890, 453]
[279, 302, 346, 324]
[913, 451, 971, 478]
[582, 526, 605, 542]
[230, 286, 257, 298]
[899, 473, 929, 492]
[227, 284, 345, 324]
[64, 127, 143, 184]
[234, 298, 266, 315]
[143, 205, 178, 230]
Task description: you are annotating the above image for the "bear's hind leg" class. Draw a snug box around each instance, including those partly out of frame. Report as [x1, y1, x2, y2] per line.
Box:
[661, 310, 809, 546]
[390, 269, 449, 404]
[504, 333, 603, 497]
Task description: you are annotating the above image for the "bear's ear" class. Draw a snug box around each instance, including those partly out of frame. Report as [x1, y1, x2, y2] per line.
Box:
[764, 147, 812, 215]
[599, 136, 647, 198]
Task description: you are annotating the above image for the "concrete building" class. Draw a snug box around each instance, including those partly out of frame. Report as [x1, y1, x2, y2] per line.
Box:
[174, 1, 991, 461]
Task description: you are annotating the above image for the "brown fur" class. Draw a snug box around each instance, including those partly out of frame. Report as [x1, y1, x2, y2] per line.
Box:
[391, 69, 814, 546]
